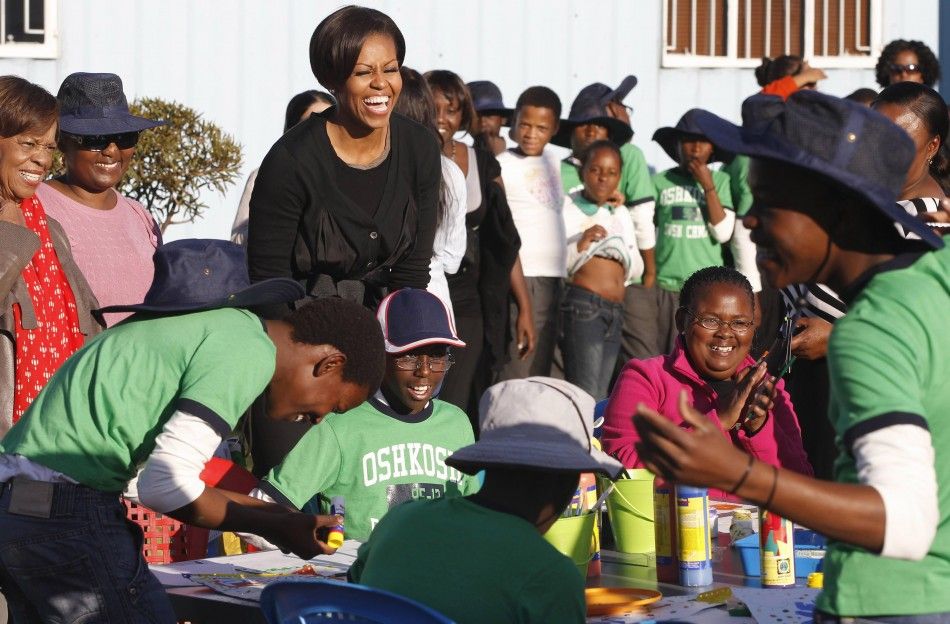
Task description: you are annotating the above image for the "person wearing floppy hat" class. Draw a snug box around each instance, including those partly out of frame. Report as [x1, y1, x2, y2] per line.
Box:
[39, 72, 166, 327]
[0, 239, 386, 621]
[643, 109, 736, 358]
[467, 80, 512, 156]
[248, 288, 478, 546]
[632, 90, 950, 620]
[351, 377, 622, 624]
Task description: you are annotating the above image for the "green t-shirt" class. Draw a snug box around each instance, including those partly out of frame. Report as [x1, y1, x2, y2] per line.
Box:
[0, 309, 275, 491]
[720, 155, 754, 217]
[351, 496, 586, 624]
[818, 248, 950, 616]
[561, 143, 653, 207]
[261, 397, 478, 541]
[652, 168, 734, 292]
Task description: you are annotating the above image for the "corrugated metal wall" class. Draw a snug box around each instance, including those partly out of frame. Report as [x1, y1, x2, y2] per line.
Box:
[0, 0, 938, 240]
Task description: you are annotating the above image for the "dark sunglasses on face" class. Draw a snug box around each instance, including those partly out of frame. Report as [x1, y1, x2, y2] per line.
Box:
[889, 63, 921, 74]
[62, 131, 140, 151]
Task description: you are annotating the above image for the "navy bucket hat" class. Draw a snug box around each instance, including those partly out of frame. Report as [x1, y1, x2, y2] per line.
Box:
[552, 76, 637, 149]
[57, 72, 165, 136]
[652, 108, 734, 164]
[690, 90, 944, 248]
[466, 80, 512, 119]
[96, 239, 305, 315]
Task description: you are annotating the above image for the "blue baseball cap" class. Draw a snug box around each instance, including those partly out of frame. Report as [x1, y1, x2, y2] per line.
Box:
[376, 289, 465, 354]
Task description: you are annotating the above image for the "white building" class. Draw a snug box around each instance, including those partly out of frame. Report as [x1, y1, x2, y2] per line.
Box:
[0, 0, 939, 240]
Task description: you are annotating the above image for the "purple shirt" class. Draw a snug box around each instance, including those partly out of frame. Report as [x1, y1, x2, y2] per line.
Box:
[38, 183, 160, 326]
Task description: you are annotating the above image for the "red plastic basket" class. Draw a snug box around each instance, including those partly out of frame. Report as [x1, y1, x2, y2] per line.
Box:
[123, 498, 209, 565]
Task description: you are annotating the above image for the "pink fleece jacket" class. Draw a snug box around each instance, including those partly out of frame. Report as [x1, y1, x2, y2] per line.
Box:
[602, 339, 813, 500]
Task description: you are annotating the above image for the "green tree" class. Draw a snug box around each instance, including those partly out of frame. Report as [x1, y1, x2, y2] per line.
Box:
[119, 98, 243, 233]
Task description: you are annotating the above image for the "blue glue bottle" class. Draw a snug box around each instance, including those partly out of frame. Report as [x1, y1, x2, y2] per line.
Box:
[327, 496, 345, 550]
[675, 485, 713, 586]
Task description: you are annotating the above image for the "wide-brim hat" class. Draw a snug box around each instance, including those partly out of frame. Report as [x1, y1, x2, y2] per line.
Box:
[653, 108, 734, 164]
[376, 288, 465, 354]
[467, 80, 513, 119]
[552, 76, 637, 149]
[446, 377, 624, 479]
[57, 72, 165, 136]
[690, 91, 944, 248]
[96, 239, 304, 315]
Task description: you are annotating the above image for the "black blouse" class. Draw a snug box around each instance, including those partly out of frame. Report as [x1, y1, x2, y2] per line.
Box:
[246, 112, 441, 303]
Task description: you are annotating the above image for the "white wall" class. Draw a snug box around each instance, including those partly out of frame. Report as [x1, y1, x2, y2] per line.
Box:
[0, 0, 939, 240]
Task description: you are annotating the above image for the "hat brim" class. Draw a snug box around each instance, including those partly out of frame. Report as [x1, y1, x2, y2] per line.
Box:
[95, 277, 304, 315]
[604, 75, 638, 105]
[446, 437, 624, 480]
[386, 334, 466, 354]
[652, 126, 732, 164]
[475, 106, 513, 120]
[59, 114, 166, 136]
[691, 110, 945, 249]
[552, 116, 634, 149]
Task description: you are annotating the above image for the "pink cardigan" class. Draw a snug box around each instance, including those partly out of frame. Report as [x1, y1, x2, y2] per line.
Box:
[602, 339, 813, 500]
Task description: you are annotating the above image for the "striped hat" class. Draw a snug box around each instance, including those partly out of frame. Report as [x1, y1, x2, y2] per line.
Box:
[376, 288, 465, 354]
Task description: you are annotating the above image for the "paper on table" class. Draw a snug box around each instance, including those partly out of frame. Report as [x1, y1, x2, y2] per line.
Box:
[587, 590, 730, 623]
[151, 559, 240, 587]
[731, 586, 820, 624]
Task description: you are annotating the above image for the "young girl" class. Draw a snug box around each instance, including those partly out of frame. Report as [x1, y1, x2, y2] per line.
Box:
[560, 140, 642, 399]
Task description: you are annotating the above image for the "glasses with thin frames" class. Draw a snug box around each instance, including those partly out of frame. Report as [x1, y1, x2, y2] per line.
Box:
[685, 311, 755, 334]
[62, 131, 141, 151]
[392, 353, 455, 372]
[889, 63, 921, 74]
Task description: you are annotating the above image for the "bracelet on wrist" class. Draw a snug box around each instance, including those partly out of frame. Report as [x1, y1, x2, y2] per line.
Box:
[728, 454, 755, 494]
[763, 464, 779, 508]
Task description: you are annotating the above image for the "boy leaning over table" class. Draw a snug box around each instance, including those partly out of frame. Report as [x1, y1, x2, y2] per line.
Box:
[350, 377, 624, 624]
[0, 239, 385, 624]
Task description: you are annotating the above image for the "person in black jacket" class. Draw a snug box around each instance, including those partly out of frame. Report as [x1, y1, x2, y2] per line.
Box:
[247, 6, 441, 311]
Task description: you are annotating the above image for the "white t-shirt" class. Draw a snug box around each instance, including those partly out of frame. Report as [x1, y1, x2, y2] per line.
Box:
[428, 156, 467, 320]
[497, 148, 567, 278]
[563, 190, 644, 285]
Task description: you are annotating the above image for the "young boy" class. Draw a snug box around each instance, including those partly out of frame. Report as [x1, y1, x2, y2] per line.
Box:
[496, 86, 568, 381]
[467, 80, 511, 156]
[252, 288, 479, 542]
[350, 377, 622, 624]
[0, 240, 385, 622]
[648, 109, 735, 356]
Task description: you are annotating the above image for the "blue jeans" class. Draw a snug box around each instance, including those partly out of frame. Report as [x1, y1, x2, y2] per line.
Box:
[559, 284, 624, 400]
[0, 480, 176, 623]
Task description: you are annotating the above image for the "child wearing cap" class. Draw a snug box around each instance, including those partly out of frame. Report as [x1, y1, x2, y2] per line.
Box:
[647, 110, 735, 356]
[252, 288, 479, 542]
[0, 239, 385, 621]
[467, 80, 511, 156]
[350, 377, 622, 623]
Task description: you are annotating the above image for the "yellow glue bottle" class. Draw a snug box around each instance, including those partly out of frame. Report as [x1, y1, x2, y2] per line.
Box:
[327, 496, 345, 550]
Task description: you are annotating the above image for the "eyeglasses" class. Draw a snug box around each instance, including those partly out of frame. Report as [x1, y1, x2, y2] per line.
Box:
[686, 312, 755, 334]
[392, 353, 455, 372]
[889, 63, 921, 75]
[62, 131, 140, 151]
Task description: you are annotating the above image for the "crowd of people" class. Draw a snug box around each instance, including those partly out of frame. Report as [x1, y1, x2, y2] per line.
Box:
[0, 3, 948, 623]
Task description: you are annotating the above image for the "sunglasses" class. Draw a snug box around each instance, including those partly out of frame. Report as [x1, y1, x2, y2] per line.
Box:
[889, 63, 921, 74]
[62, 131, 140, 151]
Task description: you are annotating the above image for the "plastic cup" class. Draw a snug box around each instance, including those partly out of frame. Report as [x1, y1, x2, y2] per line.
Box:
[543, 513, 597, 578]
[605, 469, 656, 556]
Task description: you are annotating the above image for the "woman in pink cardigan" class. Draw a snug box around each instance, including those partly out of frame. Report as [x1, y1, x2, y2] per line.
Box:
[603, 266, 811, 500]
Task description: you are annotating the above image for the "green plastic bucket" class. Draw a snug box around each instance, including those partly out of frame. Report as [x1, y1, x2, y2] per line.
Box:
[605, 469, 656, 555]
[543, 512, 596, 578]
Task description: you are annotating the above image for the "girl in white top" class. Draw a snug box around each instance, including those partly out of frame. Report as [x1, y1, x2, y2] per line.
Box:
[560, 141, 642, 399]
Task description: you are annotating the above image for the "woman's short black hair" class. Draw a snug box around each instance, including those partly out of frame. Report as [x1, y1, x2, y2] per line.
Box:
[580, 139, 622, 168]
[309, 5, 406, 91]
[283, 90, 334, 133]
[286, 297, 386, 391]
[754, 55, 803, 87]
[679, 266, 755, 312]
[875, 39, 940, 88]
[424, 69, 477, 136]
[514, 86, 562, 119]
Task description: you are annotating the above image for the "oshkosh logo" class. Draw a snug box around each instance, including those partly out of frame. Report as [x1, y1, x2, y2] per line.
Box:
[361, 443, 464, 486]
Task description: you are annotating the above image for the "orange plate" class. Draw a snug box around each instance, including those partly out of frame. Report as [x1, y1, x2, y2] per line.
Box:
[586, 587, 663, 616]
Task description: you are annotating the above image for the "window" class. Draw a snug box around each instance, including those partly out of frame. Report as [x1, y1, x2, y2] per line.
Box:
[662, 0, 882, 68]
[0, 0, 57, 59]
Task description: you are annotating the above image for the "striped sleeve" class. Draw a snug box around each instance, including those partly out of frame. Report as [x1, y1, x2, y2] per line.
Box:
[781, 283, 847, 324]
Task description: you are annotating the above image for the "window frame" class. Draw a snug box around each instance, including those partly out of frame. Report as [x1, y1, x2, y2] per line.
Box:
[661, 0, 883, 69]
[0, 0, 58, 59]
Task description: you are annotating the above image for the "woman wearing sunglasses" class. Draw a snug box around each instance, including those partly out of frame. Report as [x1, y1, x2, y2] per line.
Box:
[602, 265, 812, 500]
[38, 72, 163, 327]
[875, 39, 940, 88]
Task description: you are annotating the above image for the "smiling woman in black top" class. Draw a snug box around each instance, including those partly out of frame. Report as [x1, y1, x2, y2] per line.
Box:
[247, 6, 440, 310]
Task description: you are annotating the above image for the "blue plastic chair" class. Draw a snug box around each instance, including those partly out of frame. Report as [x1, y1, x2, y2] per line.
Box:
[260, 578, 455, 624]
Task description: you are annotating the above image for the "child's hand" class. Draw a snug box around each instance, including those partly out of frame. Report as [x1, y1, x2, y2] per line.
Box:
[275, 513, 343, 559]
[515, 310, 536, 360]
[578, 225, 608, 251]
[605, 189, 626, 207]
[686, 158, 715, 191]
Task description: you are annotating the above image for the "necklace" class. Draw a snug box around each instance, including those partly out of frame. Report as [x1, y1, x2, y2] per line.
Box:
[444, 139, 458, 162]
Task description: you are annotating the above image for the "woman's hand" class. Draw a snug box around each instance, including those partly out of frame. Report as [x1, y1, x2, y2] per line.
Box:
[578, 225, 608, 252]
[515, 308, 536, 360]
[686, 158, 715, 191]
[790, 316, 832, 360]
[634, 391, 749, 491]
[793, 62, 828, 88]
[0, 199, 24, 227]
[717, 362, 771, 431]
